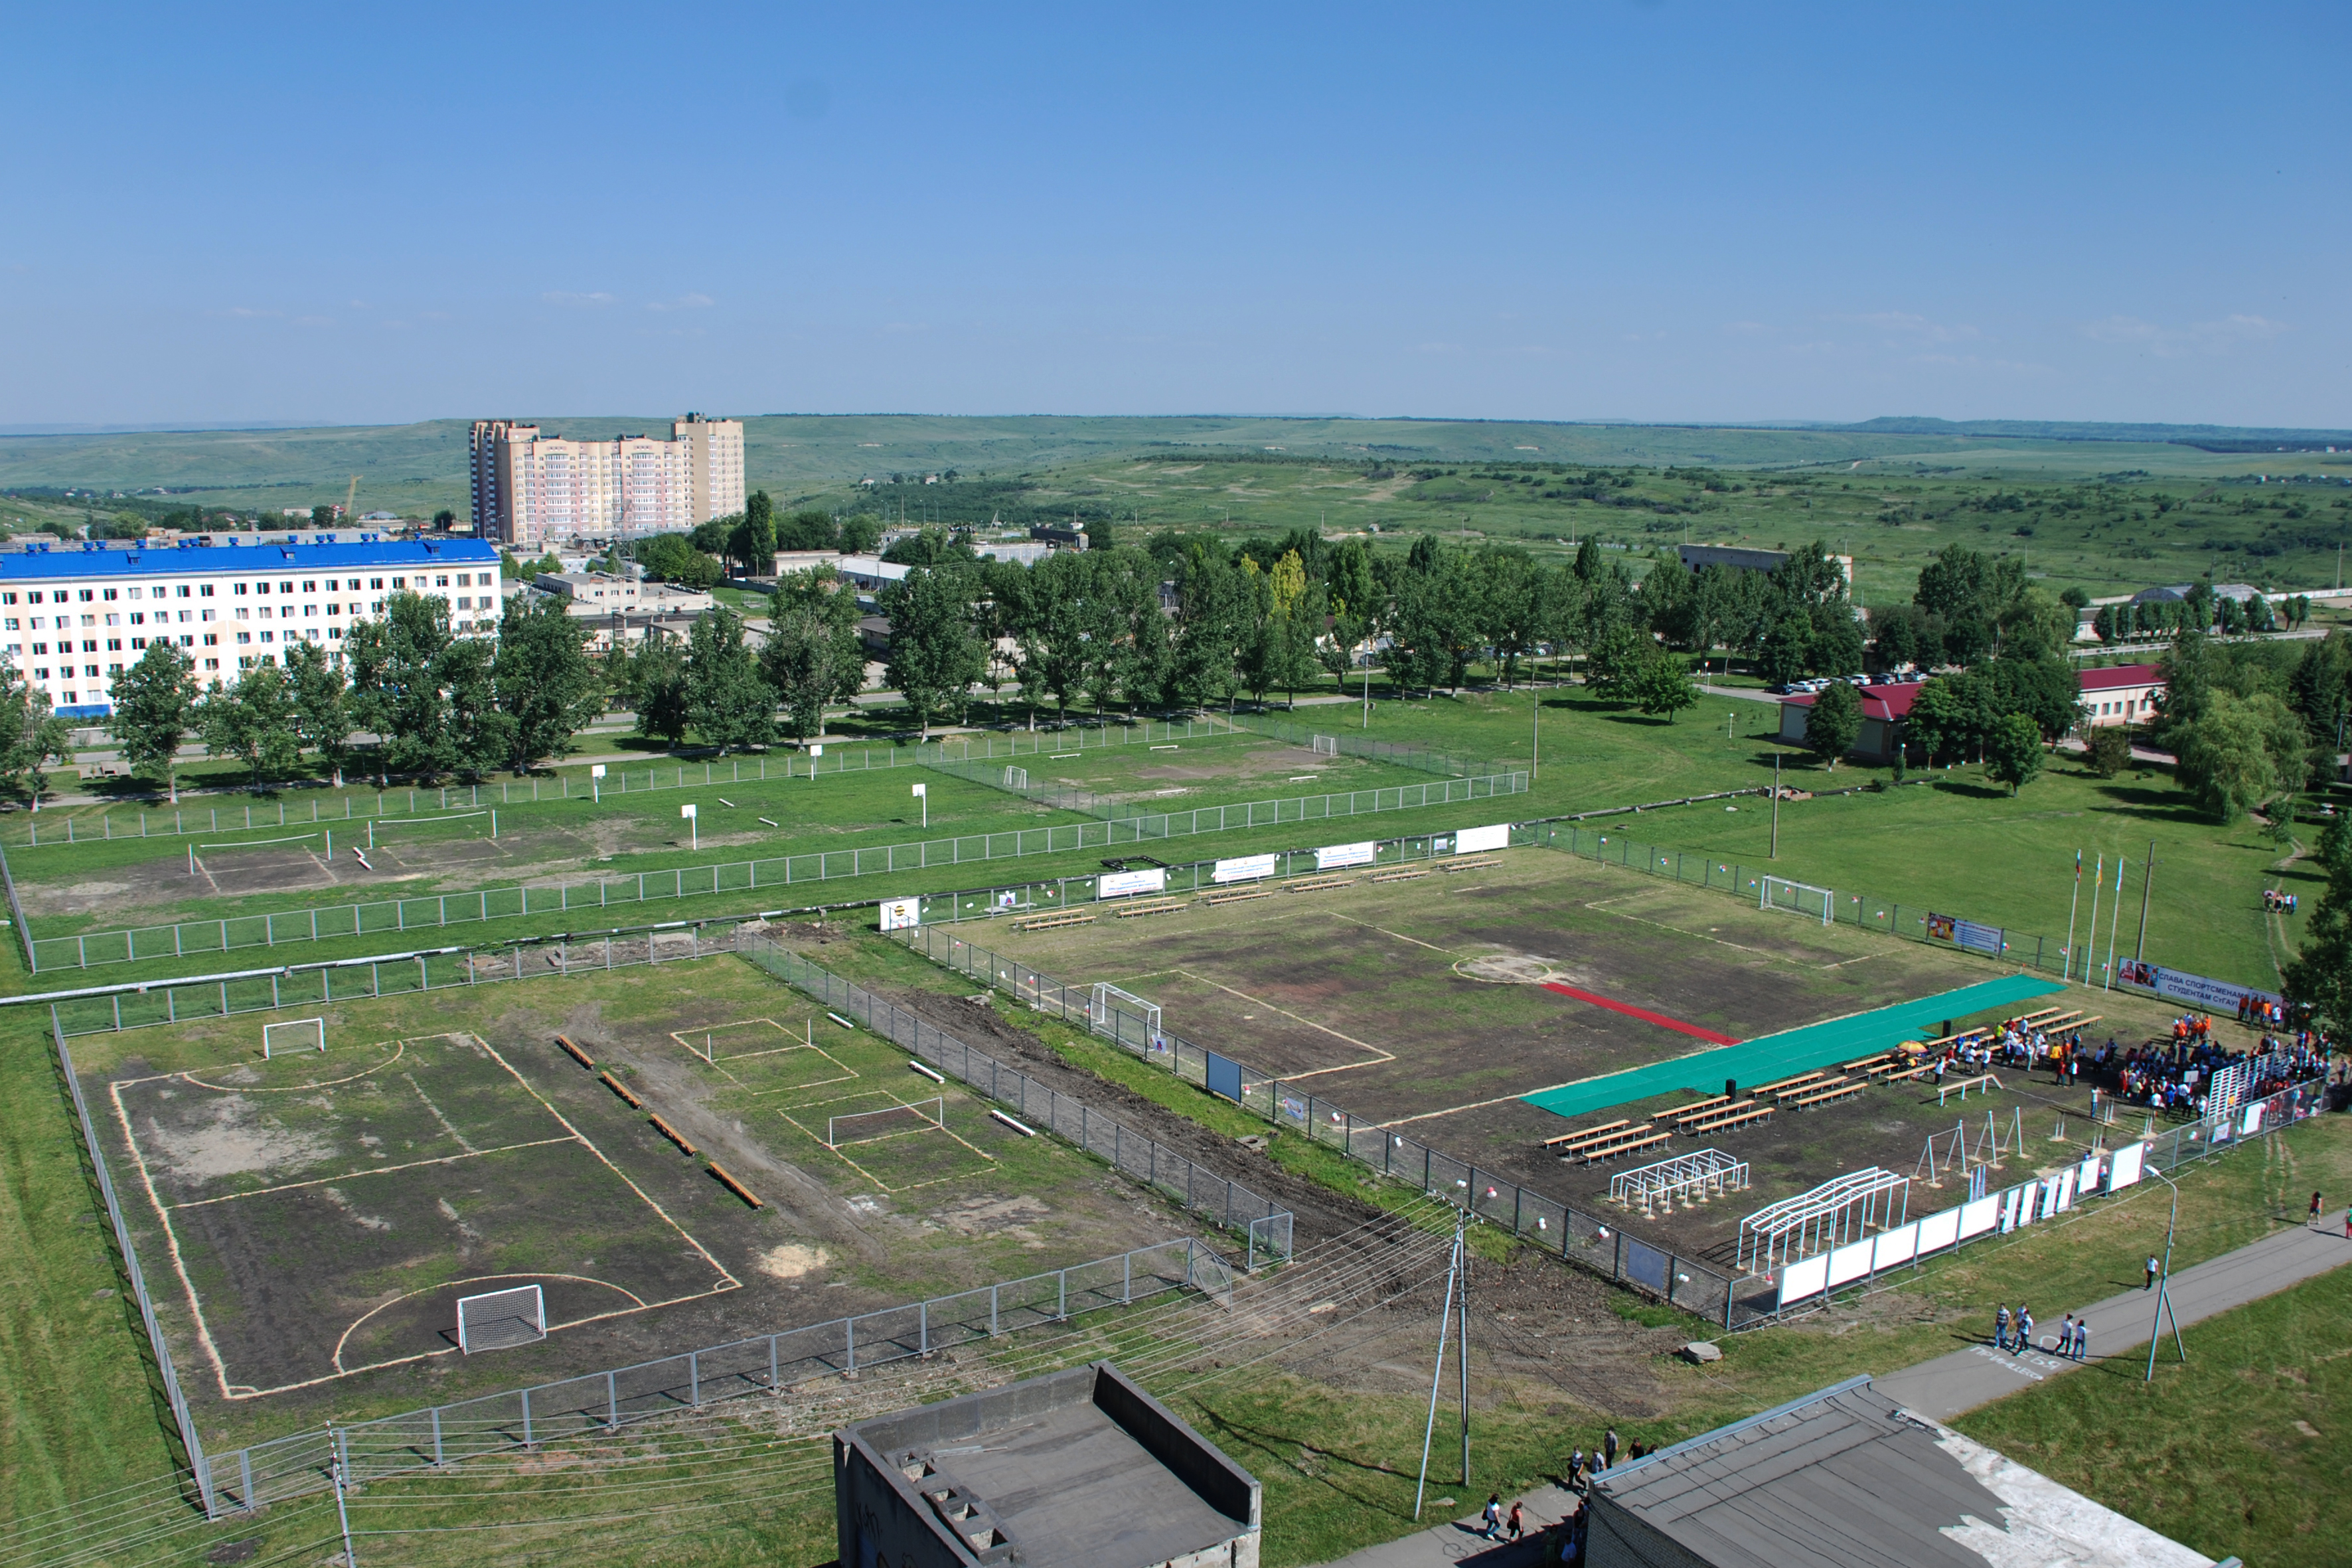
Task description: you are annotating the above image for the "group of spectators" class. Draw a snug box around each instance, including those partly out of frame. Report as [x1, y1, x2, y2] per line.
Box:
[2099, 1018, 2333, 1115]
[1926, 1016, 2087, 1085]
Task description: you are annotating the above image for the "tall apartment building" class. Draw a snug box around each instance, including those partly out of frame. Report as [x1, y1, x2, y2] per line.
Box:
[469, 414, 744, 548]
[0, 536, 504, 717]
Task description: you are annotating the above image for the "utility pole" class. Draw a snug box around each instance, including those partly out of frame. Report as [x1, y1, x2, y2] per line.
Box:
[2144, 1167, 2189, 1381]
[2134, 840, 2157, 963]
[1531, 686, 1540, 779]
[1770, 753, 1780, 860]
[1414, 1209, 1468, 1519]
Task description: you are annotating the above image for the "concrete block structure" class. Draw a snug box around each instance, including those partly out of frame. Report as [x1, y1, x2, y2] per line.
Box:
[835, 1361, 1260, 1568]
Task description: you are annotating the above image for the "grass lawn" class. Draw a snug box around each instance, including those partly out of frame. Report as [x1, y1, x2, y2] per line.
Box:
[1958, 1264, 2352, 1567]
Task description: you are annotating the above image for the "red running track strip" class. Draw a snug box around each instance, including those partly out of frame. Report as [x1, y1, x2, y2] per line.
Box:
[1541, 982, 1741, 1046]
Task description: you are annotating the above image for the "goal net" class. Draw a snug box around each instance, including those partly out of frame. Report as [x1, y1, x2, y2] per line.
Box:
[1004, 765, 1028, 791]
[457, 1284, 546, 1354]
[1761, 876, 1834, 926]
[1089, 982, 1162, 1052]
[262, 1018, 325, 1058]
[1312, 735, 1339, 757]
[828, 1097, 945, 1148]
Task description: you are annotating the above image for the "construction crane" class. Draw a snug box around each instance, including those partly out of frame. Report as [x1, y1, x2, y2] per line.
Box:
[343, 474, 360, 526]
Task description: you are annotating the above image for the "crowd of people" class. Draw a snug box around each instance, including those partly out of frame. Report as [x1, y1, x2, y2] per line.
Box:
[1916, 1002, 2332, 1119]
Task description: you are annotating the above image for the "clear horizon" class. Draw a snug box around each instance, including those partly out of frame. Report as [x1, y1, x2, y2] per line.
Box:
[5, 2, 2343, 431]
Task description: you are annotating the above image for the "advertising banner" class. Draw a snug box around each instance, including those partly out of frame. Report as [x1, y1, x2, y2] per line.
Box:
[1827, 1239, 1875, 1290]
[1454, 823, 1511, 855]
[1958, 1196, 2000, 1238]
[1917, 1206, 1962, 1254]
[2114, 960, 2280, 1015]
[1778, 1253, 1830, 1308]
[1872, 1223, 1919, 1271]
[878, 896, 921, 932]
[1955, 919, 2004, 955]
[2106, 1140, 2147, 1192]
[1097, 868, 1168, 900]
[1316, 840, 1377, 871]
[1213, 854, 1280, 885]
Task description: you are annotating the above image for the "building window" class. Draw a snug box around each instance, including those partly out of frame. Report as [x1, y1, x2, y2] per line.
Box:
[200, 609, 214, 622]
[33, 669, 46, 680]
[84, 665, 98, 678]
[105, 613, 121, 627]
[106, 639, 121, 652]
[80, 639, 96, 653]
[260, 631, 274, 643]
[370, 578, 384, 589]
[31, 643, 45, 657]
[392, 577, 406, 589]
[129, 613, 143, 626]
[234, 583, 248, 595]
[301, 580, 315, 592]
[49, 592, 66, 603]
[435, 575, 449, 587]
[108, 664, 121, 675]
[305, 604, 319, 617]
[101, 589, 117, 602]
[201, 634, 217, 647]
[176, 586, 191, 597]
[125, 588, 139, 601]
[235, 633, 252, 645]
[77, 589, 94, 602]
[204, 659, 219, 670]
[131, 637, 146, 650]
[198, 585, 213, 597]
[0, 594, 13, 606]
[279, 581, 293, 593]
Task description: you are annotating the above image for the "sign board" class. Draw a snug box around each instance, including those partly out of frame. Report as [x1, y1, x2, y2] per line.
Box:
[1924, 912, 2002, 953]
[1097, 868, 1167, 900]
[878, 897, 921, 932]
[1213, 853, 1279, 885]
[811, 744, 823, 757]
[680, 803, 696, 819]
[591, 763, 607, 779]
[1778, 1253, 1829, 1308]
[911, 783, 926, 797]
[1454, 823, 1510, 855]
[1206, 1052, 1243, 1103]
[1316, 840, 1377, 872]
[2114, 959, 2280, 1016]
[2106, 1140, 2146, 1192]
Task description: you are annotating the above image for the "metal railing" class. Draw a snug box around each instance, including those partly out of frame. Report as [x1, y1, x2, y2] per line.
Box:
[200, 1238, 1220, 1516]
[27, 769, 1527, 973]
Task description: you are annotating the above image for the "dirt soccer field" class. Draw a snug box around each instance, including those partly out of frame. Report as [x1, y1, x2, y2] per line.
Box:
[70, 953, 1193, 1445]
[959, 846, 2222, 1267]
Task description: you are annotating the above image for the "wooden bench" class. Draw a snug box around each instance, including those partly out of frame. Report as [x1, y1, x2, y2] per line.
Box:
[1561, 1122, 1656, 1158]
[1369, 866, 1433, 885]
[1680, 1098, 1759, 1129]
[1788, 1080, 1863, 1111]
[1581, 1130, 1670, 1164]
[1283, 875, 1358, 895]
[1016, 911, 1097, 932]
[2017, 1007, 2067, 1027]
[1755, 1071, 1829, 1100]
[1685, 1103, 1772, 1137]
[1919, 1027, 1993, 1050]
[1203, 886, 1276, 906]
[1840, 1052, 1897, 1076]
[1111, 899, 1193, 919]
[1667, 1095, 1733, 1125]
[1882, 1061, 1939, 1084]
[1543, 1118, 1632, 1152]
[1441, 856, 1502, 874]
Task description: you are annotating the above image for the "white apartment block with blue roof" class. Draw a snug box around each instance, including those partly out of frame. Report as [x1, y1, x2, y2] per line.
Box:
[0, 534, 505, 717]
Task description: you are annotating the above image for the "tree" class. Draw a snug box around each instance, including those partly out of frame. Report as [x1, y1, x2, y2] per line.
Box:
[200, 665, 299, 789]
[838, 513, 884, 554]
[1984, 712, 2045, 795]
[346, 591, 457, 782]
[492, 591, 605, 771]
[761, 568, 867, 742]
[1802, 681, 1862, 767]
[635, 532, 724, 588]
[311, 505, 336, 529]
[2083, 726, 2133, 778]
[106, 641, 198, 802]
[0, 670, 73, 806]
[775, 508, 838, 552]
[1170, 544, 1246, 709]
[2284, 813, 2352, 1038]
[1981, 656, 2084, 739]
[1757, 614, 1812, 688]
[1905, 673, 1995, 764]
[1585, 622, 1654, 698]
[283, 640, 354, 787]
[431, 509, 457, 530]
[2174, 690, 2305, 823]
[627, 634, 691, 747]
[880, 566, 986, 739]
[1635, 654, 1699, 722]
[683, 607, 775, 753]
[439, 635, 511, 780]
[728, 491, 778, 576]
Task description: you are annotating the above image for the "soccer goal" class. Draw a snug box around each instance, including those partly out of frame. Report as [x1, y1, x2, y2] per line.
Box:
[1761, 876, 1834, 926]
[456, 1284, 546, 1354]
[1312, 735, 1339, 757]
[1004, 765, 1029, 791]
[262, 1018, 326, 1058]
[1089, 982, 1163, 1052]
[828, 1097, 945, 1149]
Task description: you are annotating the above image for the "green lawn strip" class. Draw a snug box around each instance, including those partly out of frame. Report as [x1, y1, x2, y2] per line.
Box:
[1956, 1265, 2352, 1568]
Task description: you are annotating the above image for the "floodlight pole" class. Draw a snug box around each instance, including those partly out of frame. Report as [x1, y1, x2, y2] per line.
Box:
[332, 1428, 358, 1567]
[1458, 1218, 1471, 1489]
[2134, 840, 2156, 963]
[2144, 1166, 2189, 1381]
[2064, 852, 2082, 988]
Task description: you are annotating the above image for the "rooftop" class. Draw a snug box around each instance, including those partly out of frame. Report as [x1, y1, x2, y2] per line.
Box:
[2078, 663, 2163, 691]
[0, 537, 499, 580]
[1589, 1376, 2213, 1568]
[837, 1362, 1258, 1568]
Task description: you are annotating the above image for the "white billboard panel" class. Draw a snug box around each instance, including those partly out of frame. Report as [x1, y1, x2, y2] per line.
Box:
[1213, 854, 1279, 885]
[1916, 1206, 1962, 1254]
[878, 896, 921, 932]
[1827, 1240, 1875, 1290]
[1778, 1253, 1829, 1307]
[1098, 868, 1168, 900]
[2106, 1142, 2147, 1192]
[1872, 1223, 1919, 1271]
[1454, 823, 1510, 855]
[1316, 840, 1377, 871]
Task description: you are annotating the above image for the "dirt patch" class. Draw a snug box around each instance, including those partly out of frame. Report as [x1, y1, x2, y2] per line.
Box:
[124, 1091, 336, 1183]
[755, 1243, 830, 1281]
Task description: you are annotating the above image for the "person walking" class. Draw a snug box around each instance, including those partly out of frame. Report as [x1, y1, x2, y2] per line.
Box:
[1568, 1449, 1585, 1488]
[1604, 1429, 1620, 1470]
[2146, 1255, 2161, 1290]
[1507, 1500, 1526, 1542]
[2073, 1319, 2089, 1361]
[2058, 1314, 2074, 1356]
[2312, 1192, 2325, 1229]
[1481, 1494, 1504, 1540]
[2013, 1307, 2033, 1356]
[1995, 1302, 2011, 1350]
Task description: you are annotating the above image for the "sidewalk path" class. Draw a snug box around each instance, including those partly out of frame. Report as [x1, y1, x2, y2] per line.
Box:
[1316, 1482, 1582, 1568]
[1875, 1209, 2352, 1421]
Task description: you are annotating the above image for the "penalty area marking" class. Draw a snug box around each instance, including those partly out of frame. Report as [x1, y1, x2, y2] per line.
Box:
[1118, 967, 1395, 1083]
[168, 1039, 406, 1094]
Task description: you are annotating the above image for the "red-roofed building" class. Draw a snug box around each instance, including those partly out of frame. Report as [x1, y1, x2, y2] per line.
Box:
[1777, 681, 1926, 763]
[2078, 663, 2164, 726]
[1778, 662, 2166, 763]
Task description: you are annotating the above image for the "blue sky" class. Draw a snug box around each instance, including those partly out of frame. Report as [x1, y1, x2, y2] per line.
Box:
[4, 2, 2344, 430]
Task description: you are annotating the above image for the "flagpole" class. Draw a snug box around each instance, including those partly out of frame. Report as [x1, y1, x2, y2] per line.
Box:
[2103, 855, 2127, 992]
[2063, 850, 2082, 986]
[2081, 855, 2104, 984]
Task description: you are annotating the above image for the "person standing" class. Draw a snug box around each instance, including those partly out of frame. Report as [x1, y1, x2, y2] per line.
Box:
[1568, 1449, 1585, 1489]
[1604, 1429, 1620, 1470]
[2312, 1192, 2325, 1228]
[1995, 1302, 2011, 1350]
[2146, 1255, 2161, 1290]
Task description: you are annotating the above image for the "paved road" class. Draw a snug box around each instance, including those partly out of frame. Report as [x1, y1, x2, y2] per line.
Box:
[1317, 1482, 1582, 1568]
[1875, 1209, 2352, 1421]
